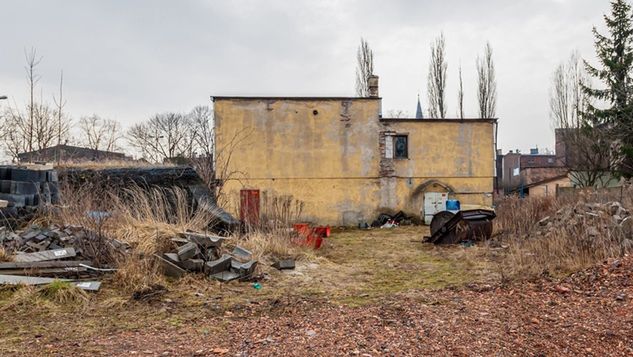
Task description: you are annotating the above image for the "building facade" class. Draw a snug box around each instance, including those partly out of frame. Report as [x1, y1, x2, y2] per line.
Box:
[214, 91, 497, 226]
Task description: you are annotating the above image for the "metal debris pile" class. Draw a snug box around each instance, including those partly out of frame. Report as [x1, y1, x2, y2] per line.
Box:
[535, 201, 633, 238]
[155, 232, 258, 282]
[0, 225, 128, 291]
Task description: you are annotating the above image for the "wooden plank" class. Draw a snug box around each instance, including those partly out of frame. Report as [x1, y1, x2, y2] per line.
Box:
[0, 274, 101, 291]
[0, 274, 68, 285]
[13, 248, 76, 262]
[0, 267, 88, 276]
[0, 260, 92, 270]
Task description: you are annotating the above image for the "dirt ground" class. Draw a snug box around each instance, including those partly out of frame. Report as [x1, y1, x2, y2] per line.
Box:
[0, 227, 631, 356]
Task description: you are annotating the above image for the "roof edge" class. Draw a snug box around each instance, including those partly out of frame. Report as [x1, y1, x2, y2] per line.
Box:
[380, 118, 498, 123]
[211, 96, 382, 101]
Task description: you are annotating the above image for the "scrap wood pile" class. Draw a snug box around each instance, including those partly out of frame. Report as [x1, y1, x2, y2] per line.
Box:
[0, 225, 129, 291]
[532, 201, 633, 241]
[155, 232, 259, 282]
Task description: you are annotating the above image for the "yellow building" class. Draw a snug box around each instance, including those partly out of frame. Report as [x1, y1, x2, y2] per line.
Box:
[213, 81, 497, 226]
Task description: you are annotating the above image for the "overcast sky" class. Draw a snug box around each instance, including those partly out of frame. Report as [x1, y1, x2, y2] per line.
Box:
[0, 0, 614, 153]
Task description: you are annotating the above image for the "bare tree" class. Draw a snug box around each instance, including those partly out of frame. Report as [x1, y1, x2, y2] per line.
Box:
[355, 38, 374, 97]
[188, 106, 216, 191]
[427, 34, 447, 118]
[386, 109, 410, 118]
[457, 64, 465, 119]
[25, 48, 42, 153]
[477, 42, 497, 118]
[127, 112, 195, 163]
[52, 70, 71, 147]
[189, 105, 214, 157]
[79, 114, 121, 153]
[550, 52, 611, 187]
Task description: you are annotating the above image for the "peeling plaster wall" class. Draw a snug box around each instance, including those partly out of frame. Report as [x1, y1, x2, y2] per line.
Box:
[215, 98, 382, 225]
[215, 97, 495, 225]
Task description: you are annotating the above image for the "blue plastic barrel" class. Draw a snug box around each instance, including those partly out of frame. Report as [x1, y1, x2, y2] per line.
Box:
[446, 199, 460, 212]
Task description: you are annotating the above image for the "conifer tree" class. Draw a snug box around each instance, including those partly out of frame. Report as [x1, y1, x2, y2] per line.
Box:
[583, 0, 633, 174]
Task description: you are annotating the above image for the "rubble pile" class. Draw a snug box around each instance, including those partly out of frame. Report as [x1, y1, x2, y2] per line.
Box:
[535, 201, 633, 238]
[0, 225, 128, 291]
[156, 232, 258, 282]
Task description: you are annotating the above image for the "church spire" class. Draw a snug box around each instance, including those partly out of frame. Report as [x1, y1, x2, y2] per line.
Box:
[415, 94, 424, 119]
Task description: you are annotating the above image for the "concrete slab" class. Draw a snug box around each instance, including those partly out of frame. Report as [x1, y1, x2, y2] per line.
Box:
[163, 253, 180, 264]
[185, 232, 225, 248]
[209, 270, 241, 282]
[272, 259, 296, 270]
[232, 246, 252, 262]
[180, 258, 204, 271]
[204, 255, 232, 275]
[233, 260, 258, 277]
[13, 248, 77, 263]
[73, 281, 101, 291]
[177, 242, 199, 261]
[154, 254, 186, 278]
[0, 274, 100, 291]
[0, 274, 70, 285]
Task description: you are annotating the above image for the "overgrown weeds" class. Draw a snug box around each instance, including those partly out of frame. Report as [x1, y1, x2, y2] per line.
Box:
[493, 187, 633, 280]
[0, 281, 88, 312]
[0, 247, 12, 262]
[39, 280, 89, 305]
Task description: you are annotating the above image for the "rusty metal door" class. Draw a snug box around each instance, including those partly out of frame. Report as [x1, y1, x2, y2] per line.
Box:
[240, 189, 260, 226]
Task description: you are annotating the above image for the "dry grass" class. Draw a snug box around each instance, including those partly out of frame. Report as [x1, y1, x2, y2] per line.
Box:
[493, 188, 633, 280]
[238, 231, 316, 265]
[0, 247, 13, 262]
[39, 280, 89, 305]
[110, 256, 166, 293]
[54, 160, 176, 170]
[0, 281, 89, 313]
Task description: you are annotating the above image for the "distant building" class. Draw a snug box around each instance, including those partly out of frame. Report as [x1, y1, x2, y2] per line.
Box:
[17, 144, 130, 163]
[499, 145, 570, 196]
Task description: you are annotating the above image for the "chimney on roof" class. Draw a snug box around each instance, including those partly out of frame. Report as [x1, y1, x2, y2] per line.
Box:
[368, 75, 379, 98]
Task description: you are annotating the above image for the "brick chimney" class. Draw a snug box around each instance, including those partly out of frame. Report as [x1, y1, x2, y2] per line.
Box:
[368, 75, 379, 97]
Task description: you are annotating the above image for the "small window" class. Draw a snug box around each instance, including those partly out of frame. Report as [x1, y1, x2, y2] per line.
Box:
[394, 135, 408, 159]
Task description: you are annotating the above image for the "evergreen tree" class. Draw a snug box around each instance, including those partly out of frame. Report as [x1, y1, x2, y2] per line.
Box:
[583, 0, 633, 174]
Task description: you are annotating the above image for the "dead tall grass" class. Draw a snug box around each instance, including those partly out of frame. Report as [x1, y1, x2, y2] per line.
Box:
[37, 182, 217, 292]
[493, 188, 633, 280]
[225, 192, 315, 264]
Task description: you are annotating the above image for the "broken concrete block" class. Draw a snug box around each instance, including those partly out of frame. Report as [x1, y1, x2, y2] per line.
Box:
[21, 230, 41, 241]
[26, 240, 50, 251]
[272, 259, 295, 270]
[163, 252, 180, 264]
[185, 232, 225, 248]
[11, 169, 43, 182]
[154, 254, 186, 278]
[10, 181, 38, 195]
[73, 281, 101, 291]
[209, 270, 241, 282]
[232, 260, 258, 277]
[34, 234, 49, 242]
[0, 193, 26, 207]
[0, 180, 11, 193]
[177, 242, 199, 261]
[170, 237, 189, 245]
[180, 258, 204, 271]
[204, 255, 232, 275]
[47, 171, 58, 182]
[205, 248, 219, 261]
[232, 246, 252, 262]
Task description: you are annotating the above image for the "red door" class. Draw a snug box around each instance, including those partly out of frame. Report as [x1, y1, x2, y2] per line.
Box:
[240, 189, 260, 226]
